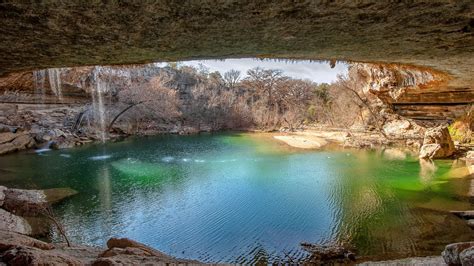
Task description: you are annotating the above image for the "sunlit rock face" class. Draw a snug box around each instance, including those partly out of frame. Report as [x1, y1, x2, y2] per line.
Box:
[350, 63, 473, 122]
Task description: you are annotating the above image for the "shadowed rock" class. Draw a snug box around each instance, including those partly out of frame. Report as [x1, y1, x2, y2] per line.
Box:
[442, 242, 474, 265]
[3, 187, 78, 216]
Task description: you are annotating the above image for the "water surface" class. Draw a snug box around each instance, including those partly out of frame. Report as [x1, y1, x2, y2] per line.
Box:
[0, 133, 472, 263]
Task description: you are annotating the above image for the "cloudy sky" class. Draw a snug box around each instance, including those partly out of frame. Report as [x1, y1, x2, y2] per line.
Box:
[157, 58, 348, 84]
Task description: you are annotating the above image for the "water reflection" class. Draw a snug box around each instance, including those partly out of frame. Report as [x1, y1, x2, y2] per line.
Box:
[0, 133, 471, 263]
[419, 159, 437, 184]
[97, 165, 112, 211]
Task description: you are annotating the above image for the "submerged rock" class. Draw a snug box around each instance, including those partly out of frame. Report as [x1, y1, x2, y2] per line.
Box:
[43, 187, 79, 204]
[442, 242, 474, 265]
[419, 126, 455, 159]
[300, 242, 355, 263]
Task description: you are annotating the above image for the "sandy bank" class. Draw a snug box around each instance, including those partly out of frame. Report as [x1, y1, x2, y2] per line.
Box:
[273, 135, 329, 149]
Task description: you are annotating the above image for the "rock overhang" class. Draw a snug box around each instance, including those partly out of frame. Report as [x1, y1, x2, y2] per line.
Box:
[0, 1, 472, 120]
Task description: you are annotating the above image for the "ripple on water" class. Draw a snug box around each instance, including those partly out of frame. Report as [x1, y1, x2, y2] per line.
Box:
[90, 154, 112, 160]
[162, 156, 174, 162]
[4, 134, 471, 264]
[35, 148, 51, 153]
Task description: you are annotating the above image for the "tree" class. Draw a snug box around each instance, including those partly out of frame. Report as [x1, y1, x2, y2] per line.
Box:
[223, 69, 241, 89]
[109, 73, 181, 131]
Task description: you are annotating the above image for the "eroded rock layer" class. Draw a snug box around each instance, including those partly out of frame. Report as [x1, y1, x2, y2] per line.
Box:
[0, 1, 473, 84]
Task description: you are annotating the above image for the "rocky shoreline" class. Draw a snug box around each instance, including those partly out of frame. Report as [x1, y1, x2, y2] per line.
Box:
[0, 186, 199, 265]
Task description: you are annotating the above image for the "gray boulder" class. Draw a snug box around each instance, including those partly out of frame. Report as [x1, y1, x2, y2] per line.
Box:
[0, 185, 6, 206]
[460, 247, 474, 266]
[0, 208, 32, 235]
[442, 242, 474, 265]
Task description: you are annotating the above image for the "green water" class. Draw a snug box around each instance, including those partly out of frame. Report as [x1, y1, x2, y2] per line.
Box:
[0, 133, 472, 263]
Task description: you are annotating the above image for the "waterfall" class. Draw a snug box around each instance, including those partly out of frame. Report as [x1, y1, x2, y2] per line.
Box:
[32, 68, 65, 103]
[91, 67, 107, 142]
[47, 68, 63, 101]
[32, 70, 46, 103]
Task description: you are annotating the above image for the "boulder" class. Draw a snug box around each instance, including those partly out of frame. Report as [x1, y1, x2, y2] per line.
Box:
[383, 119, 425, 139]
[442, 242, 474, 265]
[0, 132, 35, 155]
[0, 132, 18, 144]
[0, 208, 32, 235]
[99, 238, 200, 264]
[106, 238, 166, 257]
[50, 136, 77, 150]
[0, 229, 54, 250]
[419, 126, 455, 159]
[3, 189, 48, 216]
[467, 151, 474, 175]
[3, 187, 78, 216]
[100, 247, 152, 258]
[2, 246, 82, 265]
[460, 247, 474, 266]
[0, 185, 6, 206]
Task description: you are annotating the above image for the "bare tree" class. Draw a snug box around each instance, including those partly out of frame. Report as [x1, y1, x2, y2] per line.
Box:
[109, 74, 181, 131]
[223, 69, 241, 89]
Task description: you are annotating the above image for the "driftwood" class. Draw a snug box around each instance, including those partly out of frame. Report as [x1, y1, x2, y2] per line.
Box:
[300, 242, 356, 263]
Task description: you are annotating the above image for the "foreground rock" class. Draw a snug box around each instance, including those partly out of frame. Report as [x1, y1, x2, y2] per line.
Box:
[359, 256, 446, 265]
[0, 132, 35, 155]
[0, 230, 200, 265]
[0, 186, 78, 237]
[419, 126, 455, 159]
[460, 247, 474, 266]
[3, 187, 78, 216]
[92, 238, 200, 265]
[442, 242, 474, 265]
[0, 185, 5, 206]
[0, 208, 32, 235]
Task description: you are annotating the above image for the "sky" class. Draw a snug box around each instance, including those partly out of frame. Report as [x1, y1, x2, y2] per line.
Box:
[156, 58, 348, 84]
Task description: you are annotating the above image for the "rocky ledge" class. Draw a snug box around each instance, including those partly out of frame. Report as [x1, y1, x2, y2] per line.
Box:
[0, 230, 200, 265]
[0, 186, 78, 236]
[0, 186, 200, 265]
